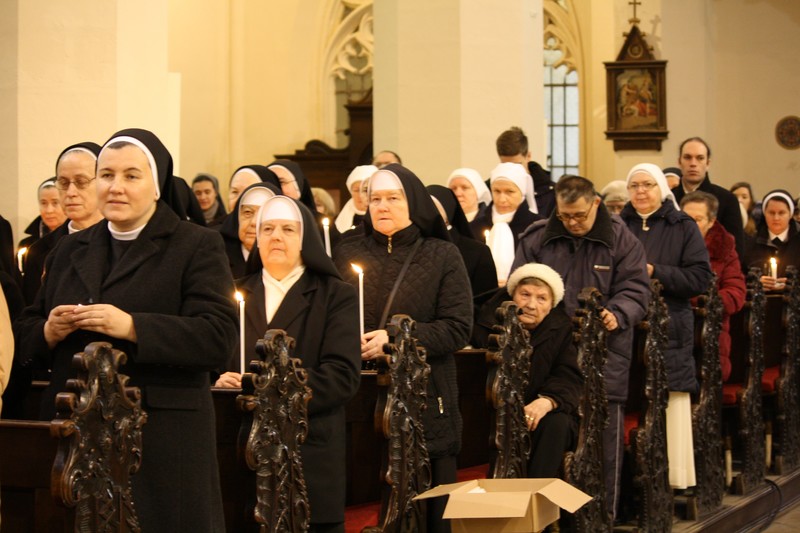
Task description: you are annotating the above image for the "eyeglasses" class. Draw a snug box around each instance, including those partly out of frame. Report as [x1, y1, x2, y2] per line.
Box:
[55, 177, 96, 191]
[627, 182, 658, 192]
[555, 201, 597, 223]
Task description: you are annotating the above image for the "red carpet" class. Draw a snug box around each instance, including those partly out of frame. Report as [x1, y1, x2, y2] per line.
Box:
[345, 464, 489, 532]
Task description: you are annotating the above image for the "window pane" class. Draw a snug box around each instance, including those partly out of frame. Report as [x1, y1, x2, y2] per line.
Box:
[552, 87, 565, 125]
[566, 86, 579, 125]
[551, 127, 565, 166]
[566, 126, 579, 166]
[566, 69, 578, 84]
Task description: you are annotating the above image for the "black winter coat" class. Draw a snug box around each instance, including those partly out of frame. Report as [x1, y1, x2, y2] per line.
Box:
[473, 294, 582, 415]
[334, 224, 473, 458]
[449, 229, 498, 297]
[620, 201, 712, 393]
[512, 205, 651, 403]
[234, 270, 361, 524]
[672, 175, 744, 269]
[22, 222, 69, 306]
[15, 203, 237, 533]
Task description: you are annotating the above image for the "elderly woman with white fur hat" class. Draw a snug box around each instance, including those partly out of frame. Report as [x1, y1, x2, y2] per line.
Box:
[473, 263, 582, 478]
[620, 162, 712, 490]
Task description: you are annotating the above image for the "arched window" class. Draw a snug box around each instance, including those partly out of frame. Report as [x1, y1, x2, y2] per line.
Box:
[543, 0, 583, 179]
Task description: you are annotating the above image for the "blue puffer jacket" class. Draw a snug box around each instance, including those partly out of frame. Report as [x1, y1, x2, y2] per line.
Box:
[512, 204, 651, 403]
[620, 201, 713, 393]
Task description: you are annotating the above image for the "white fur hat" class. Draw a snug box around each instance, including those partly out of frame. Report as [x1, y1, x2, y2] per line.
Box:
[506, 263, 565, 306]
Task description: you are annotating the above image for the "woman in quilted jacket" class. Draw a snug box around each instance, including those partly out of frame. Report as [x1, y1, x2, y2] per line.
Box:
[334, 164, 473, 533]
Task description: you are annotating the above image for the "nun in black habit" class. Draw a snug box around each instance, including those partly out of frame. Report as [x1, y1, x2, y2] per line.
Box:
[428, 184, 498, 298]
[218, 167, 281, 278]
[14, 128, 238, 532]
[333, 164, 473, 533]
[228, 196, 360, 531]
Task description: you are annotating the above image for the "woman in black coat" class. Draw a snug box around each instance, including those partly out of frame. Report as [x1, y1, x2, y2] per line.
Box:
[620, 162, 712, 489]
[334, 164, 472, 533]
[428, 185, 498, 297]
[218, 170, 281, 278]
[473, 263, 582, 477]
[218, 196, 360, 531]
[15, 129, 238, 532]
[469, 162, 541, 284]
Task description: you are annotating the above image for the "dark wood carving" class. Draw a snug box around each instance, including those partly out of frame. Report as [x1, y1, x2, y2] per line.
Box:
[688, 276, 725, 519]
[365, 314, 431, 533]
[51, 342, 146, 533]
[486, 301, 533, 479]
[237, 330, 312, 533]
[733, 268, 767, 494]
[775, 266, 800, 474]
[631, 280, 672, 532]
[564, 287, 611, 532]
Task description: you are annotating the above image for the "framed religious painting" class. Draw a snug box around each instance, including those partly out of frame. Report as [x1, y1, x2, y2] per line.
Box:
[604, 25, 668, 151]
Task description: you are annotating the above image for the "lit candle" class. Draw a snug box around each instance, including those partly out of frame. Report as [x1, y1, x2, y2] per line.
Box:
[770, 257, 778, 279]
[484, 230, 490, 244]
[235, 291, 245, 374]
[322, 217, 332, 257]
[17, 247, 27, 275]
[351, 264, 364, 336]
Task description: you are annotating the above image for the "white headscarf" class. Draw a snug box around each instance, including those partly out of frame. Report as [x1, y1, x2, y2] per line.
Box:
[489, 163, 538, 214]
[335, 165, 377, 233]
[625, 163, 679, 210]
[447, 168, 491, 206]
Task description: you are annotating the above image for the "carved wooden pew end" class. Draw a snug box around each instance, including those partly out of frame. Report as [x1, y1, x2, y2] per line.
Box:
[51, 341, 146, 533]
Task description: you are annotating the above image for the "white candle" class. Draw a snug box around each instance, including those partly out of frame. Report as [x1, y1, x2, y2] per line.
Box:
[770, 257, 778, 279]
[322, 217, 332, 257]
[351, 264, 364, 336]
[235, 291, 245, 374]
[484, 230, 490, 244]
[17, 247, 27, 274]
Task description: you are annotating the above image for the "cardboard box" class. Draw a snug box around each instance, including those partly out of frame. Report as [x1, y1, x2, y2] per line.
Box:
[414, 478, 592, 533]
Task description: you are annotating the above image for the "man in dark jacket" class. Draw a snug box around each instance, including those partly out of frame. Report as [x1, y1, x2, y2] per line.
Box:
[511, 175, 650, 520]
[496, 126, 556, 217]
[671, 137, 745, 269]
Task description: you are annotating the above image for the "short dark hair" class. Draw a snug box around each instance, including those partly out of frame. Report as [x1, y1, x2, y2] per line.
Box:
[192, 174, 215, 187]
[679, 137, 712, 159]
[496, 127, 528, 157]
[680, 190, 719, 219]
[554, 175, 596, 204]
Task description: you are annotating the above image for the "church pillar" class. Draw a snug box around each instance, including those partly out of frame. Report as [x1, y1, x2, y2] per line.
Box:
[373, 0, 544, 183]
[0, 0, 179, 240]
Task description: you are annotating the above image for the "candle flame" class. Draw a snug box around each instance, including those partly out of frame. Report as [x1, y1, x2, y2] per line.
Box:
[234, 291, 244, 303]
[770, 258, 777, 266]
[351, 263, 363, 274]
[17, 247, 27, 259]
[484, 230, 490, 242]
[322, 217, 330, 227]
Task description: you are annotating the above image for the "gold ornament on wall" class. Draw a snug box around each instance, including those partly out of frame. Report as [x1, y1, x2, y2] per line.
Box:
[775, 116, 800, 150]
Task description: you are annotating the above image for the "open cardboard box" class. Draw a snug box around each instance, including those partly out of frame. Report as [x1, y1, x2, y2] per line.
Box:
[414, 478, 592, 533]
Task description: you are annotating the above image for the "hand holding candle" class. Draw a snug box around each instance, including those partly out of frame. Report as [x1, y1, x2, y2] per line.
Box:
[770, 257, 778, 279]
[235, 291, 245, 374]
[322, 217, 332, 257]
[351, 264, 364, 336]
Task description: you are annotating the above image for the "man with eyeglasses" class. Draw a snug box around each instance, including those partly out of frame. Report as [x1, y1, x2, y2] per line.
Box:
[511, 175, 650, 522]
[22, 142, 103, 305]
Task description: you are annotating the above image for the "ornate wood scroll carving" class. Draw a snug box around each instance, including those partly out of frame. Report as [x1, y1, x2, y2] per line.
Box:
[486, 301, 533, 479]
[631, 280, 673, 532]
[51, 342, 146, 533]
[775, 266, 800, 474]
[237, 330, 312, 533]
[365, 314, 431, 533]
[733, 268, 767, 494]
[688, 276, 725, 519]
[564, 287, 611, 532]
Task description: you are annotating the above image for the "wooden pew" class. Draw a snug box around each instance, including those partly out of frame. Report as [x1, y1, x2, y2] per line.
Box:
[485, 301, 532, 479]
[686, 277, 725, 519]
[774, 266, 800, 474]
[0, 342, 145, 533]
[564, 287, 612, 532]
